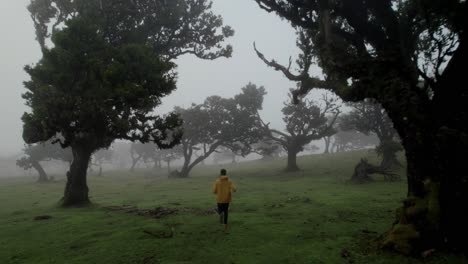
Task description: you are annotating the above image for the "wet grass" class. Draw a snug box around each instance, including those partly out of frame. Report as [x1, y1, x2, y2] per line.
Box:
[0, 150, 466, 264]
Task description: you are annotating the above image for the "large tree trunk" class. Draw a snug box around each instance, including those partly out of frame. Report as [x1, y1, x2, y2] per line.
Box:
[62, 146, 93, 206]
[381, 106, 468, 254]
[434, 22, 468, 253]
[286, 149, 299, 171]
[436, 129, 468, 253]
[31, 160, 48, 183]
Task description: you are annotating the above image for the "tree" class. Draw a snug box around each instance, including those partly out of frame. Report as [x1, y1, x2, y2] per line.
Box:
[340, 100, 402, 170]
[23, 0, 233, 206]
[16, 140, 72, 182]
[262, 93, 340, 171]
[213, 146, 238, 164]
[91, 148, 114, 177]
[253, 0, 468, 253]
[331, 130, 378, 153]
[174, 83, 266, 178]
[159, 146, 183, 175]
[252, 138, 283, 160]
[323, 114, 376, 154]
[129, 143, 157, 172]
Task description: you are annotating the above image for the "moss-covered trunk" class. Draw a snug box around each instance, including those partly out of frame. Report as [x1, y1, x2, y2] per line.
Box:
[381, 125, 468, 254]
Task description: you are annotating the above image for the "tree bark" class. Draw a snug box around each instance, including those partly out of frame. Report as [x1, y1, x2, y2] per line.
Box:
[286, 149, 299, 171]
[31, 160, 48, 183]
[436, 128, 468, 253]
[381, 102, 468, 253]
[180, 158, 202, 178]
[175, 142, 220, 178]
[62, 146, 93, 206]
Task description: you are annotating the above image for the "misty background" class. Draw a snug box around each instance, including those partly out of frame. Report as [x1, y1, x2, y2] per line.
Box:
[0, 0, 346, 180]
[0, 0, 313, 156]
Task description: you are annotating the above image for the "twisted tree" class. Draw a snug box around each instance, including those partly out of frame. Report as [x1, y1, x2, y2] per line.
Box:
[16, 140, 72, 182]
[262, 93, 340, 171]
[174, 83, 266, 177]
[23, 0, 233, 206]
[253, 0, 468, 253]
[340, 100, 402, 170]
[252, 138, 283, 160]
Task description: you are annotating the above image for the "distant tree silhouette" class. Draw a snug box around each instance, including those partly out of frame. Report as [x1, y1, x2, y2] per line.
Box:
[174, 84, 266, 177]
[91, 148, 114, 177]
[340, 100, 402, 170]
[16, 140, 72, 182]
[262, 93, 340, 171]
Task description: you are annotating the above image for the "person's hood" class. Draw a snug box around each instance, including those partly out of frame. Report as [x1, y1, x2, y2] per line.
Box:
[219, 176, 229, 181]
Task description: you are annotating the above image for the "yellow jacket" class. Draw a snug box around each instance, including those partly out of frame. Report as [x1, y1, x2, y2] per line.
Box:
[212, 176, 237, 203]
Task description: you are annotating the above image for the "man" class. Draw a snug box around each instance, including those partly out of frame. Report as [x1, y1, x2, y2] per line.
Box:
[212, 169, 237, 232]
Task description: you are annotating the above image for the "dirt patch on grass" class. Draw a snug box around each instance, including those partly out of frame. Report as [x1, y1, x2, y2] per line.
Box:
[104, 205, 215, 219]
[33, 215, 52, 221]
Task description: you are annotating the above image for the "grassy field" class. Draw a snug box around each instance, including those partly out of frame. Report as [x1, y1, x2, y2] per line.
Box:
[0, 151, 467, 264]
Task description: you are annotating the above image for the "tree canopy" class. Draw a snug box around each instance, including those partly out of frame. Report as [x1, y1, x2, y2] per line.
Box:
[28, 0, 234, 60]
[23, 0, 234, 206]
[174, 83, 266, 177]
[262, 93, 340, 171]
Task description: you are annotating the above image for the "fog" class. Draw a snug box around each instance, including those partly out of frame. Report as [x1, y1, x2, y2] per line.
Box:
[0, 0, 321, 158]
[0, 0, 343, 180]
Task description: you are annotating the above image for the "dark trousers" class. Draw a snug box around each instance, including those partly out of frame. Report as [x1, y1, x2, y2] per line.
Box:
[217, 203, 230, 224]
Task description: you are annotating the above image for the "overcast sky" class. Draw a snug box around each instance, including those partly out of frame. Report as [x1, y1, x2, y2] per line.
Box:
[0, 0, 325, 157]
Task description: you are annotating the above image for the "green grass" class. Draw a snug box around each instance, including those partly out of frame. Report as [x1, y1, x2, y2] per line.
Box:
[0, 150, 466, 264]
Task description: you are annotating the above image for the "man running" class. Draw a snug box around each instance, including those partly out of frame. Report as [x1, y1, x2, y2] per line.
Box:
[212, 169, 237, 232]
